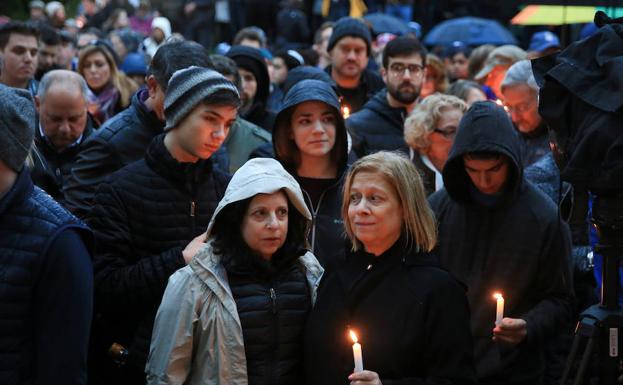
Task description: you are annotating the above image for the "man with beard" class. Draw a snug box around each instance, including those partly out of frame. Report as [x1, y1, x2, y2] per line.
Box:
[347, 36, 426, 157]
[326, 17, 384, 114]
[35, 24, 61, 81]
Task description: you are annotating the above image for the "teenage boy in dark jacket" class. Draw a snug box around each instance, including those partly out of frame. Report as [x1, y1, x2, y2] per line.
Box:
[429, 101, 574, 385]
[347, 36, 426, 157]
[87, 67, 239, 385]
[64, 40, 215, 218]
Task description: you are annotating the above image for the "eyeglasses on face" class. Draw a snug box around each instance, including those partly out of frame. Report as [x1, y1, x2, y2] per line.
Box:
[389, 63, 424, 77]
[433, 127, 457, 139]
[504, 100, 535, 114]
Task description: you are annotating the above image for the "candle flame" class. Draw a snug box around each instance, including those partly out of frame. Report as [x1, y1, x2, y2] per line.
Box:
[349, 330, 358, 343]
[493, 293, 503, 300]
[342, 106, 350, 119]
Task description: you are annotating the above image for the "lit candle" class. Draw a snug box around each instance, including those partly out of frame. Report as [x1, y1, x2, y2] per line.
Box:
[349, 330, 363, 373]
[342, 105, 350, 119]
[493, 293, 504, 327]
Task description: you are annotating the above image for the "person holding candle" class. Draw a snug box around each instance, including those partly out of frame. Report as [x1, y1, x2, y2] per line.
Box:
[146, 157, 323, 385]
[304, 151, 477, 385]
[272, 79, 350, 270]
[428, 101, 574, 385]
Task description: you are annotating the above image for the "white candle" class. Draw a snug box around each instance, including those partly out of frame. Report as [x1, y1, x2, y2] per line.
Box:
[349, 330, 363, 373]
[493, 293, 504, 327]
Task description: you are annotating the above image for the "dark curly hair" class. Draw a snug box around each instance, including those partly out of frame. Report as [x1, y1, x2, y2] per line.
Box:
[210, 191, 309, 275]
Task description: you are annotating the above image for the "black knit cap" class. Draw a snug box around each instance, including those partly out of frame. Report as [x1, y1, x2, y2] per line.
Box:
[327, 17, 372, 56]
[226, 45, 270, 104]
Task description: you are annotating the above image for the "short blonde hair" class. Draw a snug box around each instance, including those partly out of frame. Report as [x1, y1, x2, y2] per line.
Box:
[404, 93, 467, 151]
[342, 151, 437, 253]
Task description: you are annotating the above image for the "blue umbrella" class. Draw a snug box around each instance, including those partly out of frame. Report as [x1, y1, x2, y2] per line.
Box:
[423, 17, 518, 46]
[364, 13, 410, 36]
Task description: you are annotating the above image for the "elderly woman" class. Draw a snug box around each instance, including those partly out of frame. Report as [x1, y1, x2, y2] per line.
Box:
[304, 151, 476, 385]
[77, 39, 138, 125]
[146, 157, 323, 385]
[420, 54, 449, 99]
[404, 94, 467, 195]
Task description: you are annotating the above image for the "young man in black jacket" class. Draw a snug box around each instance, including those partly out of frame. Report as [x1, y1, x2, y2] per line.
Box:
[429, 101, 574, 385]
[347, 36, 426, 157]
[64, 40, 215, 218]
[87, 67, 240, 385]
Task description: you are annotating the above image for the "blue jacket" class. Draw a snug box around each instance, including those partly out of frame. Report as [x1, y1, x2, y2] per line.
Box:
[0, 168, 93, 385]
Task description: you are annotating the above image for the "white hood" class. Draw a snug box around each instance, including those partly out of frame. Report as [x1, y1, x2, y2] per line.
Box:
[206, 158, 311, 238]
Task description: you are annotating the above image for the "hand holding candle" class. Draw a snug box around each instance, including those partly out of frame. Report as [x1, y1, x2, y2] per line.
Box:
[349, 330, 363, 373]
[342, 105, 350, 119]
[493, 293, 504, 327]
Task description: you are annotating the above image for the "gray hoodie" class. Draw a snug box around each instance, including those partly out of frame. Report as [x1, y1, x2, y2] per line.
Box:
[146, 158, 324, 385]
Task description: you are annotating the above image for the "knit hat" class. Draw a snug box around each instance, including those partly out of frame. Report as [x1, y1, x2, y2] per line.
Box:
[327, 17, 372, 56]
[163, 66, 240, 131]
[0, 84, 35, 172]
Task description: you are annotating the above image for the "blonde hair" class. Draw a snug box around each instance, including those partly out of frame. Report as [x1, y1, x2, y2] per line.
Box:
[78, 43, 138, 108]
[404, 93, 466, 151]
[425, 54, 449, 93]
[342, 151, 437, 253]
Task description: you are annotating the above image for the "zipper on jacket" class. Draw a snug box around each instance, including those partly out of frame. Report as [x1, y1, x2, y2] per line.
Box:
[190, 200, 196, 217]
[302, 189, 328, 253]
[270, 287, 277, 314]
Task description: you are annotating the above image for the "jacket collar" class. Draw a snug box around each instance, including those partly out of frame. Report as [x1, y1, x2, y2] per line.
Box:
[0, 167, 33, 216]
[134, 88, 164, 135]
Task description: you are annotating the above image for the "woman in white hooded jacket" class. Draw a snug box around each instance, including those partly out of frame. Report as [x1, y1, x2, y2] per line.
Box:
[146, 157, 323, 385]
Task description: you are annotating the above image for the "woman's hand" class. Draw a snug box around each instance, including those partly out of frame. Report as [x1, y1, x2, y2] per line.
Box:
[348, 370, 382, 385]
[493, 317, 527, 346]
[182, 232, 207, 264]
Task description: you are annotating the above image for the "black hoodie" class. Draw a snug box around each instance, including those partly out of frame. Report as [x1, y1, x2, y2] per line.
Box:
[428, 101, 573, 385]
[347, 89, 408, 158]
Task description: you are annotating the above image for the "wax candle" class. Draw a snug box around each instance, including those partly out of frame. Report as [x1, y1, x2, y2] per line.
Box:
[349, 330, 363, 373]
[493, 293, 504, 327]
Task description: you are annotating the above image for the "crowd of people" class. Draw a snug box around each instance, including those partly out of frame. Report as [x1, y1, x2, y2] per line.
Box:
[0, 1, 616, 385]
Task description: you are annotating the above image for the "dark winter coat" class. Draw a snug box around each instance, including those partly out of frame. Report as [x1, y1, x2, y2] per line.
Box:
[326, 66, 384, 114]
[272, 79, 350, 270]
[347, 89, 409, 157]
[86, 134, 230, 378]
[304, 238, 477, 385]
[30, 116, 95, 207]
[428, 101, 574, 385]
[64, 89, 163, 218]
[0, 168, 93, 385]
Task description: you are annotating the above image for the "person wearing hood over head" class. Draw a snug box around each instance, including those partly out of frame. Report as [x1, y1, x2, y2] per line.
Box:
[273, 79, 349, 270]
[428, 101, 574, 385]
[146, 157, 323, 385]
[142, 16, 172, 59]
[227, 45, 276, 132]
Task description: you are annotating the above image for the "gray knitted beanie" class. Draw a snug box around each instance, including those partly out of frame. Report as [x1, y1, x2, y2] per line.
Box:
[327, 17, 372, 56]
[163, 66, 240, 131]
[0, 84, 35, 172]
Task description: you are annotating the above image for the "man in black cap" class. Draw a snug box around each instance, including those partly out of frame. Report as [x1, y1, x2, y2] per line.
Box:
[0, 83, 93, 385]
[326, 16, 384, 114]
[87, 66, 238, 385]
[429, 101, 573, 385]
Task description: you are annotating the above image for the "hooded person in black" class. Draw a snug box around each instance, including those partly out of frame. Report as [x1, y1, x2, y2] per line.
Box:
[428, 101, 574, 385]
[227, 45, 276, 132]
[272, 79, 349, 270]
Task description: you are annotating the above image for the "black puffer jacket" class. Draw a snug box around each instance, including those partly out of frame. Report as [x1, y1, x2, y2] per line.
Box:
[325, 66, 384, 114]
[347, 89, 409, 157]
[227, 257, 311, 385]
[31, 116, 95, 207]
[428, 102, 574, 385]
[86, 134, 230, 378]
[64, 89, 163, 218]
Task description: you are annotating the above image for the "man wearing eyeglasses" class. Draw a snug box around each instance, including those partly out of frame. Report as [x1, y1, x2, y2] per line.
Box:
[348, 36, 426, 158]
[501, 60, 550, 168]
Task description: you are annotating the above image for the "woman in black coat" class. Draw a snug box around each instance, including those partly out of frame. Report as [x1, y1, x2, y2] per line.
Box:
[304, 151, 477, 385]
